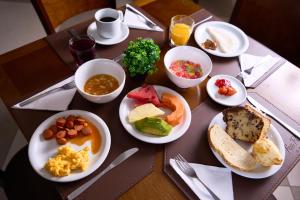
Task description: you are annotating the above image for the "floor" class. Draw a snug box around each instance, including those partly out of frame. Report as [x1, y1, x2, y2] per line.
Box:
[0, 0, 299, 199]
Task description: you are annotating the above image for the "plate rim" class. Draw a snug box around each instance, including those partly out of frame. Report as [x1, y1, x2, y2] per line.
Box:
[28, 110, 111, 182]
[206, 74, 247, 106]
[194, 21, 249, 57]
[119, 85, 192, 144]
[208, 112, 285, 179]
[87, 21, 129, 45]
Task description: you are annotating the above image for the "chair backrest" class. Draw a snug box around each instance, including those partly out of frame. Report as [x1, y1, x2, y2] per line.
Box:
[31, 0, 115, 34]
[230, 0, 300, 66]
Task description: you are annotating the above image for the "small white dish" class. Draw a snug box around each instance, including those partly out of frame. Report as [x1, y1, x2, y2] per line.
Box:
[194, 21, 249, 57]
[75, 58, 126, 104]
[87, 22, 129, 45]
[164, 46, 212, 88]
[208, 112, 285, 179]
[206, 74, 247, 106]
[119, 85, 191, 144]
[28, 110, 111, 182]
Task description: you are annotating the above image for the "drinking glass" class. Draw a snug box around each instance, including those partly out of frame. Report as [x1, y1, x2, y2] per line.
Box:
[169, 15, 194, 46]
[69, 35, 96, 67]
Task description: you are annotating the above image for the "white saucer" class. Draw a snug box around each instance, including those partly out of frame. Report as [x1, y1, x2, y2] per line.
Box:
[206, 74, 247, 106]
[87, 22, 129, 45]
[194, 21, 249, 57]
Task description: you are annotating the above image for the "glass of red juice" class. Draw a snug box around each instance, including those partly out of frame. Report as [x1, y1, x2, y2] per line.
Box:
[69, 35, 96, 67]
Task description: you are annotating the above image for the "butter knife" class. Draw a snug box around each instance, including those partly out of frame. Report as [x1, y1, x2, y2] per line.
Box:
[67, 147, 139, 200]
[247, 96, 300, 138]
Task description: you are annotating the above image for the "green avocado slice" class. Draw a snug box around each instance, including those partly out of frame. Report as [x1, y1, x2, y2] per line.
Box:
[134, 117, 172, 136]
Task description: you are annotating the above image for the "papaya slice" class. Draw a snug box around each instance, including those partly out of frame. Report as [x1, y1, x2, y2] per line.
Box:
[161, 92, 184, 126]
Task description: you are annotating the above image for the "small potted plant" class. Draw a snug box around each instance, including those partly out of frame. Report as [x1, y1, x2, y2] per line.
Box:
[123, 38, 160, 78]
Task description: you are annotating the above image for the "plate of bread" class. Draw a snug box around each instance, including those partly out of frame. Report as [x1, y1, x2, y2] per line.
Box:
[208, 104, 285, 179]
[194, 21, 249, 57]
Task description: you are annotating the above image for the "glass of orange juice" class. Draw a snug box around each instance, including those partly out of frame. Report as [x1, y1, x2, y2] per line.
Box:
[169, 15, 194, 46]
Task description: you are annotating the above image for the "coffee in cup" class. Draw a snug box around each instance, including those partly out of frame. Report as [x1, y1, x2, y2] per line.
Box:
[95, 8, 123, 39]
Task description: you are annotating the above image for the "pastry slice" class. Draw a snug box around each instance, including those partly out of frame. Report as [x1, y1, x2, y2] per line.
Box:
[223, 104, 271, 143]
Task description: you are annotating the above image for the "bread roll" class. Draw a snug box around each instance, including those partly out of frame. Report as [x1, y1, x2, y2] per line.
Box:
[208, 124, 257, 171]
[252, 138, 283, 167]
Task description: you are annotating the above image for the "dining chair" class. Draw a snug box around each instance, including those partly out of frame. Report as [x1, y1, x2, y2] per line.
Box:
[230, 0, 300, 67]
[31, 0, 116, 34]
[0, 146, 60, 200]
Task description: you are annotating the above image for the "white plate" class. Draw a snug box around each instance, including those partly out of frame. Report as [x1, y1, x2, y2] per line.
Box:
[208, 112, 285, 179]
[28, 110, 111, 182]
[194, 21, 249, 57]
[119, 85, 191, 144]
[87, 22, 129, 45]
[206, 74, 247, 106]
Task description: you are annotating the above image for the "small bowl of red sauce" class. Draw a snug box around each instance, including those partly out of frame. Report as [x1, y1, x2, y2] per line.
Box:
[164, 46, 212, 88]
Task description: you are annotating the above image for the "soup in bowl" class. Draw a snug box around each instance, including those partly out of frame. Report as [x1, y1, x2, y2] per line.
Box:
[75, 58, 126, 103]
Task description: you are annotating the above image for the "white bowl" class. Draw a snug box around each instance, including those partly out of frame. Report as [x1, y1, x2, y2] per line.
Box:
[75, 58, 126, 103]
[164, 46, 212, 88]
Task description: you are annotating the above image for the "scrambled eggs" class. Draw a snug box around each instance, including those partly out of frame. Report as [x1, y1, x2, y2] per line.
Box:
[44, 146, 89, 177]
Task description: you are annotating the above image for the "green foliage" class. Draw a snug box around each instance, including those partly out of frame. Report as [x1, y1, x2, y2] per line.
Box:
[123, 38, 160, 77]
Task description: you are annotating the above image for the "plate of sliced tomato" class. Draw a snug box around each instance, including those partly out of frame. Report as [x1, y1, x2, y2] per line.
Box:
[206, 74, 247, 106]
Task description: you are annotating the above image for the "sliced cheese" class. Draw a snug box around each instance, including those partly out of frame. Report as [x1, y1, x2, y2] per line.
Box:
[207, 27, 234, 53]
[128, 103, 164, 123]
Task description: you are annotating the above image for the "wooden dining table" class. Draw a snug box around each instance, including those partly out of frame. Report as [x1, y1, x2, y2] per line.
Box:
[0, 0, 299, 200]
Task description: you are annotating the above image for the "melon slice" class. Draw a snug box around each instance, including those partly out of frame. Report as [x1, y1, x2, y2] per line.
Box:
[127, 84, 161, 106]
[161, 93, 184, 126]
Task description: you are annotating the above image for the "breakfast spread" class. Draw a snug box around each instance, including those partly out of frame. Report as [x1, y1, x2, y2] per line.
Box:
[223, 104, 271, 143]
[44, 146, 90, 177]
[126, 85, 184, 136]
[215, 79, 237, 96]
[169, 60, 203, 79]
[206, 27, 235, 53]
[208, 124, 257, 171]
[84, 74, 119, 95]
[252, 138, 283, 166]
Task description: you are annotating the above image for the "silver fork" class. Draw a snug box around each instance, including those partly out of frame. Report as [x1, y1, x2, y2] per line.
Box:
[19, 80, 75, 107]
[174, 154, 220, 200]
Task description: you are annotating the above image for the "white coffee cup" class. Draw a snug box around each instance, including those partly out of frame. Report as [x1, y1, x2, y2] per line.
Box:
[95, 8, 123, 39]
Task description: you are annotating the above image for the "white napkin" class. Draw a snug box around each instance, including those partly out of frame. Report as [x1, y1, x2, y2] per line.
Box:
[239, 54, 281, 87]
[13, 76, 76, 111]
[170, 159, 234, 200]
[124, 4, 163, 32]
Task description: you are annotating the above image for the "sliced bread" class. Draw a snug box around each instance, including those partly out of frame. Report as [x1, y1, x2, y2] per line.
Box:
[208, 124, 257, 171]
[223, 104, 271, 143]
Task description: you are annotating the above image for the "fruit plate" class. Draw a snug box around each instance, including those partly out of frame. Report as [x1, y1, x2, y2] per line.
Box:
[28, 110, 111, 182]
[119, 85, 192, 144]
[208, 112, 285, 179]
